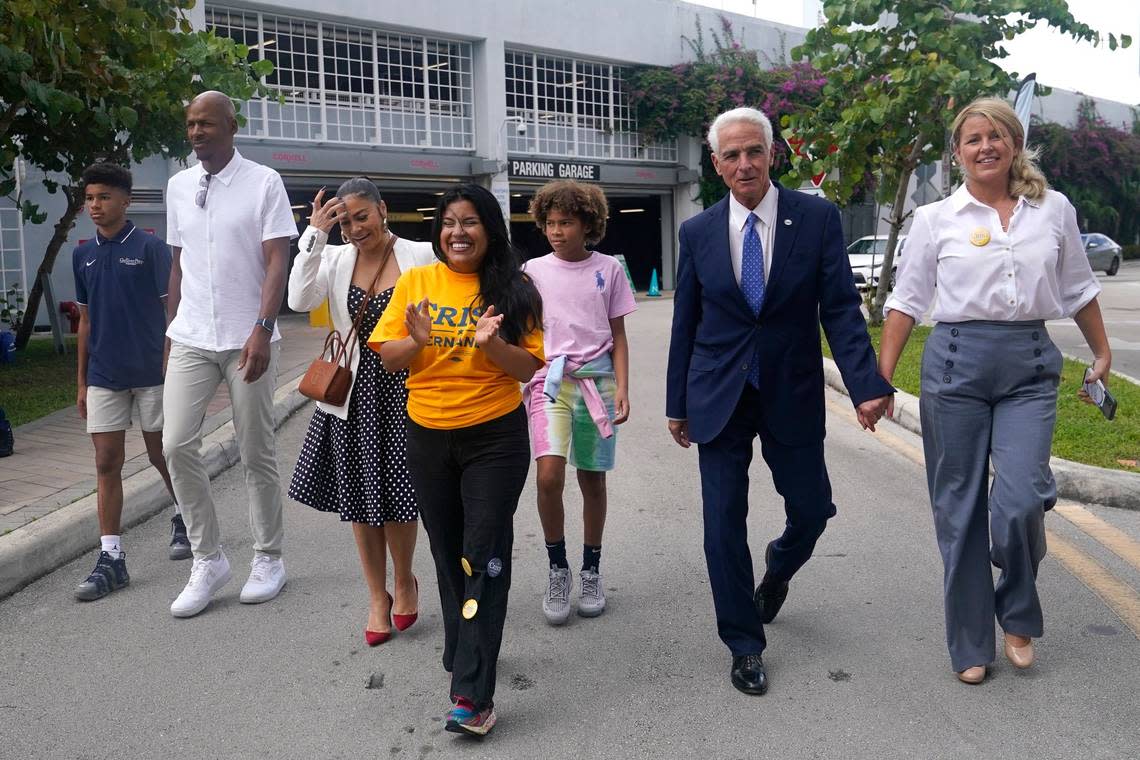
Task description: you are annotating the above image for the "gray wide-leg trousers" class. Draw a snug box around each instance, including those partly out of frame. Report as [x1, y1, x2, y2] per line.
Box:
[919, 320, 1061, 671]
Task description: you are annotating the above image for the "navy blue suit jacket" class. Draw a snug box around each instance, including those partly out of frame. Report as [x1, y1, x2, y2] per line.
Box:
[665, 184, 894, 447]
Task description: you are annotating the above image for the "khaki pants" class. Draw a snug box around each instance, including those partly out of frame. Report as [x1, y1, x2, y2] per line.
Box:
[163, 341, 283, 560]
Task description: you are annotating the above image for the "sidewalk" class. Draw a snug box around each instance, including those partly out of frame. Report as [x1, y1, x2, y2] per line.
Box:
[1, 315, 326, 536]
[0, 291, 671, 596]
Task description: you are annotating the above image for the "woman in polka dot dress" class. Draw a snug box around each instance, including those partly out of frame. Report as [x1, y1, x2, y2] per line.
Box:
[287, 177, 435, 646]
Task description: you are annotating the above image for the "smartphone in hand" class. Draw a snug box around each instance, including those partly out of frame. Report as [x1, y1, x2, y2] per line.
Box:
[1083, 367, 1118, 421]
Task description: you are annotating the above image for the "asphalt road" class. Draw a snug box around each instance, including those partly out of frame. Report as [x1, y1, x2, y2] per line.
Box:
[1048, 259, 1140, 379]
[2, 299, 1138, 759]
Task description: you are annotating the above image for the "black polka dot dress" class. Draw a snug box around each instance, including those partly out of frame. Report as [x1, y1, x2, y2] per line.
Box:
[288, 285, 418, 526]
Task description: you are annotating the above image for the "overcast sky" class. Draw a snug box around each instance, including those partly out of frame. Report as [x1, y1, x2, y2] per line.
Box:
[687, 0, 1140, 106]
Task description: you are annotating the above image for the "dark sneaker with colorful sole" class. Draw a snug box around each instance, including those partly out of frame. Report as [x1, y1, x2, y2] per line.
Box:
[445, 700, 496, 738]
[75, 551, 130, 601]
[169, 514, 192, 560]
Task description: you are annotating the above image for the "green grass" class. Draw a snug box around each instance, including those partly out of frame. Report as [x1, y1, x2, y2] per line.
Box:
[0, 336, 79, 427]
[823, 326, 1140, 473]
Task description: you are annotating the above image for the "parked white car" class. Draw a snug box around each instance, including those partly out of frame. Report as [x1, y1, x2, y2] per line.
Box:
[847, 235, 906, 290]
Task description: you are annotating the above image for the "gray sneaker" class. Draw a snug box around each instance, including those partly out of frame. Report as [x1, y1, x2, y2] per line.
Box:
[578, 569, 606, 617]
[542, 565, 572, 625]
[169, 514, 192, 560]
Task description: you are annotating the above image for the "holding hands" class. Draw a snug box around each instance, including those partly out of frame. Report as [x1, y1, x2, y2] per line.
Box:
[308, 188, 346, 234]
[856, 394, 893, 432]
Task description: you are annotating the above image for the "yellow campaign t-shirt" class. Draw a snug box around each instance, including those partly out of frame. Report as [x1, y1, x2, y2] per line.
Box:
[368, 261, 544, 430]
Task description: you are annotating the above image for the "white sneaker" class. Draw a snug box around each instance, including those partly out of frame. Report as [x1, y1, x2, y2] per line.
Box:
[542, 565, 572, 625]
[170, 550, 231, 618]
[578, 569, 606, 617]
[240, 554, 286, 604]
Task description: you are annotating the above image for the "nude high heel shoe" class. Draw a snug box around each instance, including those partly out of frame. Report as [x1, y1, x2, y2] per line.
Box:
[1003, 633, 1035, 668]
[957, 666, 986, 684]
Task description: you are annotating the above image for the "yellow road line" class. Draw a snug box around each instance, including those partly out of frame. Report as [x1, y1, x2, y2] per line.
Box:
[1046, 530, 1140, 639]
[825, 395, 1140, 638]
[1053, 502, 1140, 575]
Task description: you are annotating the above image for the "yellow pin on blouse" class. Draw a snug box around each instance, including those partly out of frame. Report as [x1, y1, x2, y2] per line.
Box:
[462, 598, 478, 619]
[969, 227, 991, 247]
[461, 557, 473, 576]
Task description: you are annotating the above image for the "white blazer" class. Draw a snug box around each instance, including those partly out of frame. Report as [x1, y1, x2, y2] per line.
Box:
[288, 225, 435, 419]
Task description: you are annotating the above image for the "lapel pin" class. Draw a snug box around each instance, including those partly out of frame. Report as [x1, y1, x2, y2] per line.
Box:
[970, 227, 990, 247]
[783, 218, 792, 226]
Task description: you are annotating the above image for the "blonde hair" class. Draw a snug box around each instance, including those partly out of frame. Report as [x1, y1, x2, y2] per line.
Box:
[950, 97, 1047, 201]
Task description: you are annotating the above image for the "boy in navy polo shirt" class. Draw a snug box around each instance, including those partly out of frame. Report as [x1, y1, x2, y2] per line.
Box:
[71, 163, 186, 602]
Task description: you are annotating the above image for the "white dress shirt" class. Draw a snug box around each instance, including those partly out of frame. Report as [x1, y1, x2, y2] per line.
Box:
[727, 185, 778, 284]
[884, 185, 1101, 323]
[166, 149, 299, 351]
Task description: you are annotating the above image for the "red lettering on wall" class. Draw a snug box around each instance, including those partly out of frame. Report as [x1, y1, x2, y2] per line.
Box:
[272, 152, 309, 163]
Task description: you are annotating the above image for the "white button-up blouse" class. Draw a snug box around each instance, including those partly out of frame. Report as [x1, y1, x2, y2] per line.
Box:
[884, 185, 1101, 323]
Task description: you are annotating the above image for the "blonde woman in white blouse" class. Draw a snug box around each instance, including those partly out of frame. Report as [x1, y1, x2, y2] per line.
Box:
[878, 98, 1111, 685]
[287, 177, 435, 646]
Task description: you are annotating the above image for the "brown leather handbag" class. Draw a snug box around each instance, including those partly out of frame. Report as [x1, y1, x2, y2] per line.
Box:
[298, 234, 396, 406]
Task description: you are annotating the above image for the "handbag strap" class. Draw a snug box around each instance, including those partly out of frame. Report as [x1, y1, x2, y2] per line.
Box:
[336, 232, 399, 367]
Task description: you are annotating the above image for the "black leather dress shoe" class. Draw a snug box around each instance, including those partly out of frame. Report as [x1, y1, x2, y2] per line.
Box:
[731, 654, 768, 695]
[755, 541, 789, 624]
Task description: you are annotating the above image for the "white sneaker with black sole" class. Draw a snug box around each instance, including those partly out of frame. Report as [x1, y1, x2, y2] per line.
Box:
[542, 565, 572, 625]
[578, 569, 606, 617]
[170, 550, 231, 618]
[240, 554, 286, 603]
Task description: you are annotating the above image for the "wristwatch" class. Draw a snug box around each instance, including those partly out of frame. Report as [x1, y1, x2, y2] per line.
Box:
[255, 317, 275, 333]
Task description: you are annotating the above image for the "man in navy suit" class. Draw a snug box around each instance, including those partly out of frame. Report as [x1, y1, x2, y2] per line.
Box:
[666, 107, 893, 695]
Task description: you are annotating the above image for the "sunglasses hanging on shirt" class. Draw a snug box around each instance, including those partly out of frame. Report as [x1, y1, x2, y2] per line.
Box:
[195, 173, 213, 208]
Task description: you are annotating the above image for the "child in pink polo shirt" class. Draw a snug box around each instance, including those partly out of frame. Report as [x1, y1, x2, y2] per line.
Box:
[523, 180, 636, 624]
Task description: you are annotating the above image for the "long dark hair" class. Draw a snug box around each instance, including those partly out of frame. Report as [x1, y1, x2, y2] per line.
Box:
[431, 183, 542, 345]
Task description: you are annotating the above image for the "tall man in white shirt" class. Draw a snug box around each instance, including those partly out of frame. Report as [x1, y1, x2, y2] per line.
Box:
[163, 91, 298, 618]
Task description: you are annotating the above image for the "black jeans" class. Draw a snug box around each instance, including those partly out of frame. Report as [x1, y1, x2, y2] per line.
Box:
[405, 405, 531, 709]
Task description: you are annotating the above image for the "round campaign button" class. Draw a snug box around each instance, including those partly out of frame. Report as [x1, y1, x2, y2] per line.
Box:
[462, 598, 478, 619]
[969, 227, 991, 247]
[461, 557, 472, 576]
[487, 558, 503, 578]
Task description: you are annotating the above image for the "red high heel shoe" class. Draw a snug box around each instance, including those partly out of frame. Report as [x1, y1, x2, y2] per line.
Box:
[393, 576, 419, 632]
[365, 592, 393, 646]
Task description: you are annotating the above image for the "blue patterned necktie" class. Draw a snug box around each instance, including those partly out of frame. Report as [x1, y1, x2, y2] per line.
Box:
[741, 212, 766, 388]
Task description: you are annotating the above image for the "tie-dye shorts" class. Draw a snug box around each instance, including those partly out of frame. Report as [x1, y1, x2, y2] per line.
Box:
[525, 375, 617, 471]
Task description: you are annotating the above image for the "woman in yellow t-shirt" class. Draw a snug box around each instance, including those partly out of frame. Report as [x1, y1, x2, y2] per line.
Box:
[370, 183, 543, 738]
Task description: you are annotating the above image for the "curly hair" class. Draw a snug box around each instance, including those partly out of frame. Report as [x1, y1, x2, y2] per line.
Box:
[528, 180, 609, 246]
[951, 97, 1047, 201]
[81, 163, 132, 194]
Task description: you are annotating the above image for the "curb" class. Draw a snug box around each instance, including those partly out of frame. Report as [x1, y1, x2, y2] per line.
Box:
[0, 377, 311, 600]
[822, 358, 1140, 512]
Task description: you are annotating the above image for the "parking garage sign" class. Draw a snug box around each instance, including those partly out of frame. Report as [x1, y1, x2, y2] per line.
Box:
[509, 160, 601, 182]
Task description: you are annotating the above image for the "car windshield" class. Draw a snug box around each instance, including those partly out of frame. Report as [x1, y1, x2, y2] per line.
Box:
[848, 238, 903, 257]
[849, 239, 888, 256]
